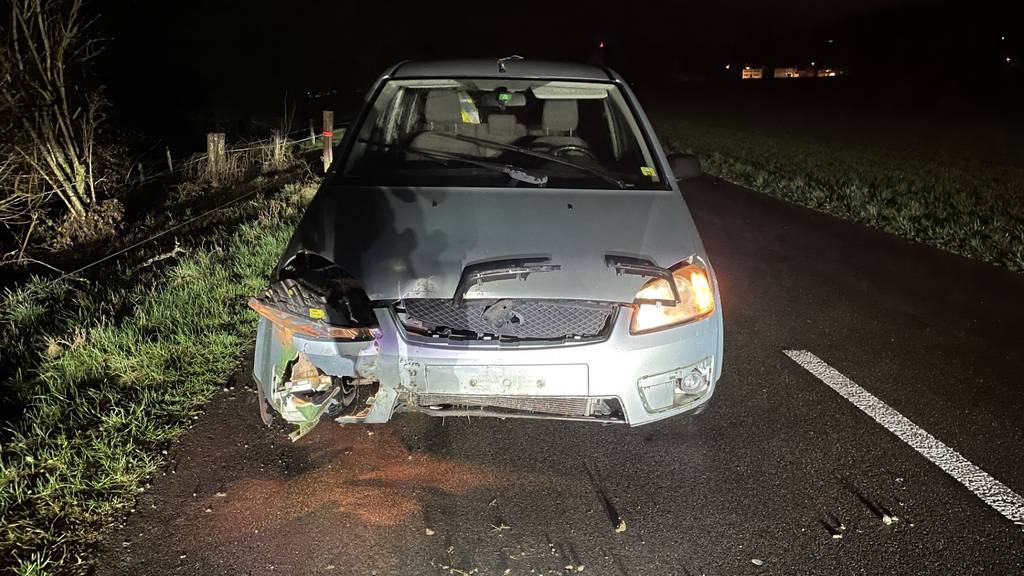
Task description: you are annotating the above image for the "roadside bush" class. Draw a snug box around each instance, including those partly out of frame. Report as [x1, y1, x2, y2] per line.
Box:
[176, 138, 302, 201]
[50, 199, 125, 251]
[0, 0, 124, 235]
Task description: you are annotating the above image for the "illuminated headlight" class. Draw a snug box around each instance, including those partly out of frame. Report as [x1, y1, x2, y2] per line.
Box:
[630, 261, 715, 334]
[637, 356, 714, 412]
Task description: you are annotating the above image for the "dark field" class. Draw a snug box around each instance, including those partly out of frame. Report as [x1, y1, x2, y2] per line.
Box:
[647, 80, 1024, 272]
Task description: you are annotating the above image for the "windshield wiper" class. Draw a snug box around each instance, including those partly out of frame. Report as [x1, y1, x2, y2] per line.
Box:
[405, 148, 548, 186]
[453, 257, 561, 306]
[426, 132, 626, 189]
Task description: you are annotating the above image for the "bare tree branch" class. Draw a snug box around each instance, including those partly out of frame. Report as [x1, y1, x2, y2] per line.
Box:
[1, 0, 114, 228]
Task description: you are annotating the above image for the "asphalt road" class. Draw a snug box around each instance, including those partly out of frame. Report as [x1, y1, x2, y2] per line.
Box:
[96, 177, 1024, 575]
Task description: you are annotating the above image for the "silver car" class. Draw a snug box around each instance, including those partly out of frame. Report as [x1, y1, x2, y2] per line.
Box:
[250, 58, 723, 439]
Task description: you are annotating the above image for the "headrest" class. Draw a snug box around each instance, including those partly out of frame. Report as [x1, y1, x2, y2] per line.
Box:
[424, 90, 461, 124]
[542, 100, 579, 132]
[487, 114, 518, 135]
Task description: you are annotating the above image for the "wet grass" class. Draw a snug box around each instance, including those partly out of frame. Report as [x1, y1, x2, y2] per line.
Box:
[655, 107, 1024, 273]
[0, 179, 316, 575]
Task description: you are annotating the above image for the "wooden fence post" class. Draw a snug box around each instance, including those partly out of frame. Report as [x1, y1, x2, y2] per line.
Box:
[137, 162, 145, 185]
[271, 128, 283, 169]
[308, 118, 316, 144]
[165, 146, 174, 173]
[207, 132, 226, 183]
[322, 110, 334, 172]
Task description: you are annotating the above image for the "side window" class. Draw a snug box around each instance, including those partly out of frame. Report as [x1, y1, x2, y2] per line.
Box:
[381, 87, 405, 144]
[387, 89, 423, 145]
[604, 100, 622, 160]
[606, 101, 642, 169]
[577, 99, 614, 160]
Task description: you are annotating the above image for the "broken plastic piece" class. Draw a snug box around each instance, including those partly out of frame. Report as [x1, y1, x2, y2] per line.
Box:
[249, 298, 373, 340]
[256, 383, 273, 427]
[267, 251, 374, 325]
[288, 387, 341, 441]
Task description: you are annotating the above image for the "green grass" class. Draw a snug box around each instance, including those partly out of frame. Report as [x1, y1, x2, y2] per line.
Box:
[656, 109, 1024, 272]
[0, 180, 314, 575]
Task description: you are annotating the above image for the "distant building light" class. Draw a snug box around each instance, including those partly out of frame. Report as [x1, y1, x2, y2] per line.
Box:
[599, 41, 605, 49]
[741, 67, 764, 79]
[1008, 57, 1013, 63]
[772, 65, 841, 79]
[1002, 36, 1006, 41]
[828, 39, 834, 44]
[725, 64, 731, 70]
[811, 61, 816, 66]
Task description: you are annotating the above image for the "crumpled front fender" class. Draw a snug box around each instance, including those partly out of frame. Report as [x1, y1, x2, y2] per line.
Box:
[252, 316, 395, 440]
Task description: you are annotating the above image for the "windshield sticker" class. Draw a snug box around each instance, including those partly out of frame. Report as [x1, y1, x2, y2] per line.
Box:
[640, 166, 657, 178]
[457, 91, 481, 124]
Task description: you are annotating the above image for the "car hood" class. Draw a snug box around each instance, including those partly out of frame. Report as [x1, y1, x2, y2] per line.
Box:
[276, 185, 706, 303]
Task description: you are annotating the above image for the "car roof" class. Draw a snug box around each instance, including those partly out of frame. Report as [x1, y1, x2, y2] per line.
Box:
[391, 59, 616, 82]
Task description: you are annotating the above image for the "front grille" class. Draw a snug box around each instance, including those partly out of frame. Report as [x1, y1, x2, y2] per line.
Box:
[401, 298, 614, 340]
[416, 394, 591, 416]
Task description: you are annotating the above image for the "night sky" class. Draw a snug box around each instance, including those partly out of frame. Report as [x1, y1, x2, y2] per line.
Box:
[94, 0, 1020, 149]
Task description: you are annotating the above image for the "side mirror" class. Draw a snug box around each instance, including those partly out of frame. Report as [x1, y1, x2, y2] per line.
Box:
[667, 153, 702, 181]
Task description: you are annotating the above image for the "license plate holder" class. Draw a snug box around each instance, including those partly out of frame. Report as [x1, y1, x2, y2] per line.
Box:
[424, 364, 588, 396]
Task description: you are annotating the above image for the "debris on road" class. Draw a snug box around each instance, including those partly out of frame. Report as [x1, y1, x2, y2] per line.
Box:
[751, 558, 764, 566]
[614, 519, 626, 533]
[822, 514, 846, 539]
[425, 528, 435, 536]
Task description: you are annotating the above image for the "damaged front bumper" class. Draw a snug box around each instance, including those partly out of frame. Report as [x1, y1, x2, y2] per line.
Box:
[252, 302, 722, 440]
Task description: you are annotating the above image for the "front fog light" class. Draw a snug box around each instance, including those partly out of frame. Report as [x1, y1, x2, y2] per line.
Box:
[637, 356, 714, 413]
[678, 369, 708, 394]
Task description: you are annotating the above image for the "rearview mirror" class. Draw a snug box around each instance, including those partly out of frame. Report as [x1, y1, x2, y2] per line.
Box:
[667, 153, 702, 181]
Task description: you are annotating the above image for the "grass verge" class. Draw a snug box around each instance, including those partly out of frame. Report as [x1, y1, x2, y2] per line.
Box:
[657, 112, 1024, 273]
[0, 179, 315, 575]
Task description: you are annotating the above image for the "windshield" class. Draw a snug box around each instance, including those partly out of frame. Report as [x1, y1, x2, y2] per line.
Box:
[341, 78, 667, 189]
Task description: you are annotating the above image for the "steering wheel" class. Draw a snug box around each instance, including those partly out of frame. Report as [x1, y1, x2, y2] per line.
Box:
[549, 144, 599, 161]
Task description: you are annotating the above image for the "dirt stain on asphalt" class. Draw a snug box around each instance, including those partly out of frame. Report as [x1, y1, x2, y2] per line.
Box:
[207, 422, 508, 532]
[95, 379, 553, 576]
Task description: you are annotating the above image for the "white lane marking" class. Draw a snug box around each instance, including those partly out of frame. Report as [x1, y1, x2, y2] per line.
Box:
[784, 349, 1024, 529]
